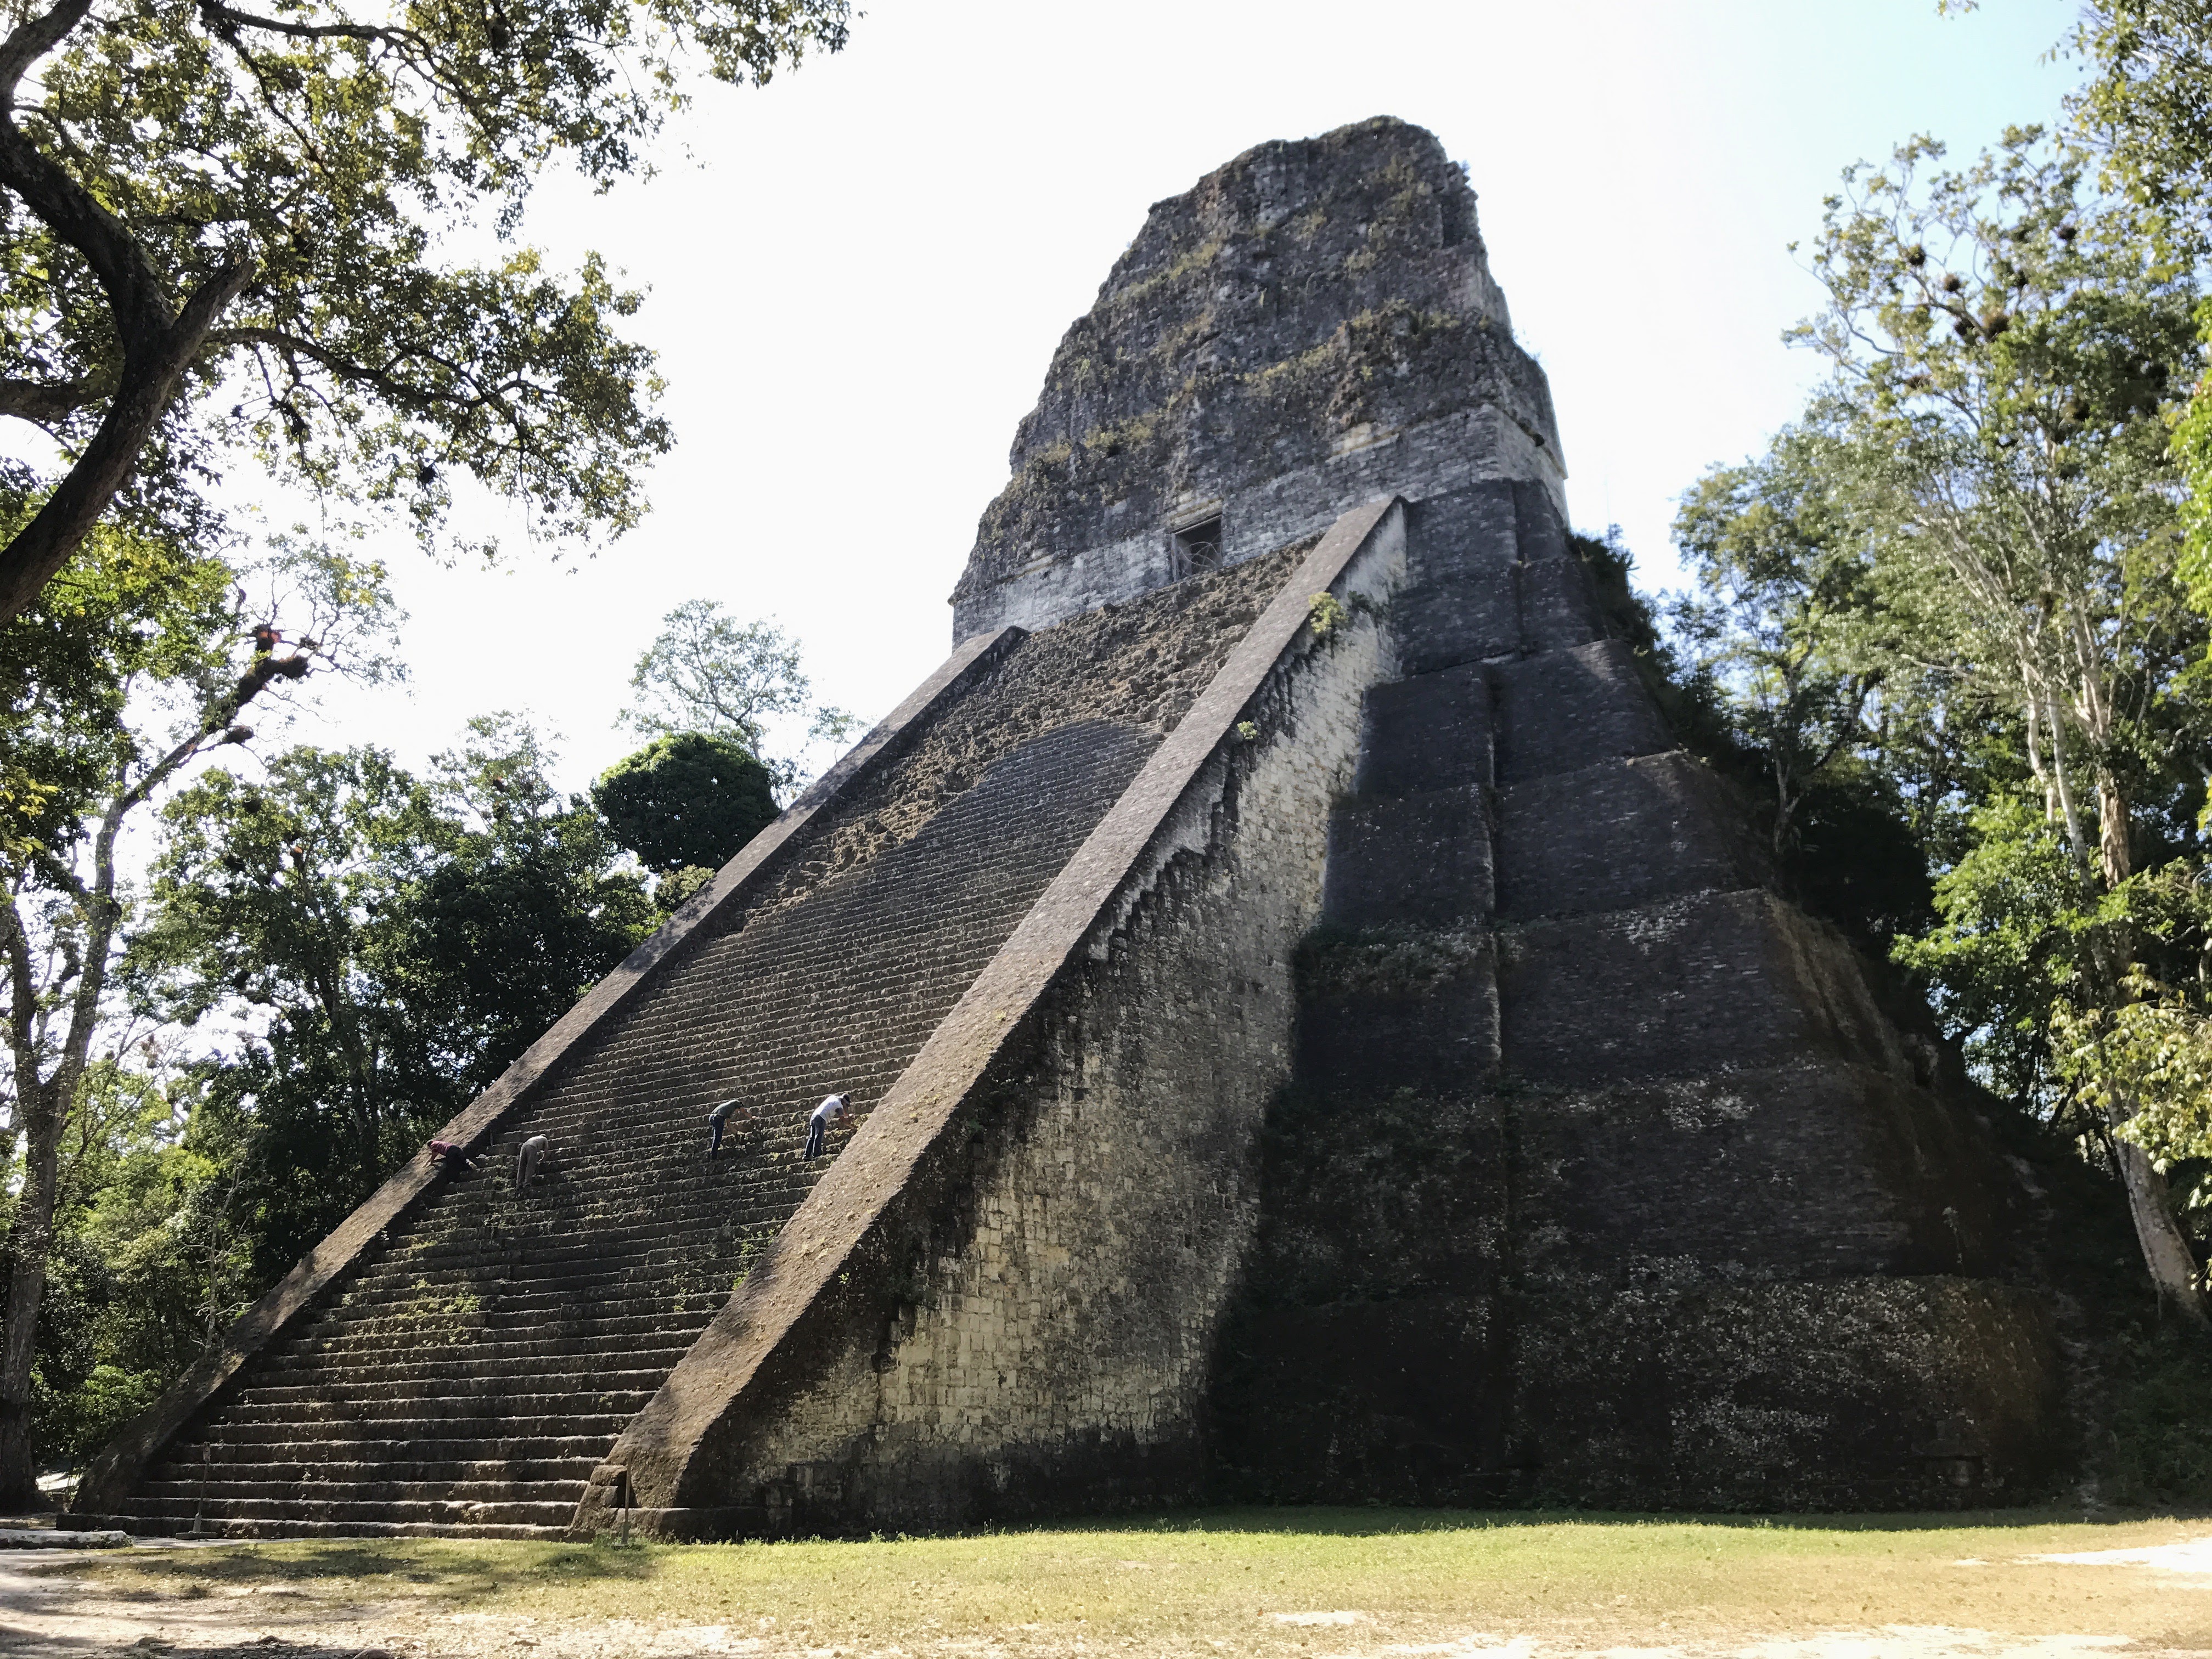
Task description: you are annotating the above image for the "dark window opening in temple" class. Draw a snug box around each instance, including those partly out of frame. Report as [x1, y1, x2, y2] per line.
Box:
[1174, 515, 1224, 578]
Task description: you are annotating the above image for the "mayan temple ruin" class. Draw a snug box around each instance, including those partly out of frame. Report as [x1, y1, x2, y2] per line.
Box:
[76, 116, 2085, 1537]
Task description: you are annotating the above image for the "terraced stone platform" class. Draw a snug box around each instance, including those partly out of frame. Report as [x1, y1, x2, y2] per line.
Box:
[81, 114, 2102, 1536]
[86, 548, 1303, 1539]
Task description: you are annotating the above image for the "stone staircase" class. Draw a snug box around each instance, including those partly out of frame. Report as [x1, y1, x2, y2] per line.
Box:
[114, 715, 1161, 1538]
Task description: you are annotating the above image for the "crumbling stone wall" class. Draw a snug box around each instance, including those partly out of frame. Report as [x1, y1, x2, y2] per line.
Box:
[952, 117, 1561, 640]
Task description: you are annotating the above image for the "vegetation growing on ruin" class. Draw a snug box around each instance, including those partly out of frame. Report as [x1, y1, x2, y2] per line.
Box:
[1664, 123, 2212, 1319]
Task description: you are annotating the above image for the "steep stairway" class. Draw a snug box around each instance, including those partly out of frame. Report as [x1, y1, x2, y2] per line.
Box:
[115, 715, 1161, 1538]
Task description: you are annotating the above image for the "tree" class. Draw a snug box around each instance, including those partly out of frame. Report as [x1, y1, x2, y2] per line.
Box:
[396, 714, 655, 1098]
[16, 1051, 241, 1474]
[1672, 421, 1885, 861]
[0, 531, 396, 1504]
[618, 601, 855, 795]
[1796, 126, 2209, 1316]
[133, 716, 650, 1282]
[591, 730, 776, 884]
[2068, 2, 2212, 251]
[0, 0, 851, 625]
[1668, 429, 1948, 951]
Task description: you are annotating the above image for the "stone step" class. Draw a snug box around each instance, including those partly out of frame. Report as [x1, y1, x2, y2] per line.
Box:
[167, 1431, 618, 1466]
[293, 1296, 726, 1342]
[141, 1455, 596, 1485]
[256, 1329, 705, 1370]
[122, 1494, 579, 1525]
[198, 1409, 624, 1443]
[347, 1241, 761, 1282]
[230, 1370, 671, 1409]
[337, 1240, 750, 1284]
[134, 1477, 589, 1506]
[370, 1182, 838, 1234]
[117, 1509, 571, 1541]
[255, 1329, 705, 1372]
[217, 1388, 656, 1426]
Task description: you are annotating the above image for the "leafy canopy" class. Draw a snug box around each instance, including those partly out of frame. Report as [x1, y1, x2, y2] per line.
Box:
[591, 729, 776, 878]
[1793, 128, 2199, 883]
[133, 718, 652, 1275]
[619, 600, 856, 794]
[0, 0, 849, 620]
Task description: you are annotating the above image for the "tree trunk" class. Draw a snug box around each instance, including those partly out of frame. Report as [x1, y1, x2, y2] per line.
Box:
[0, 1084, 63, 1508]
[2093, 771, 2209, 1323]
[2114, 1133, 2210, 1323]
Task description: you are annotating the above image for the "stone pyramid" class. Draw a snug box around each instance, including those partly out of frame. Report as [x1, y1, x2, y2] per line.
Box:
[80, 117, 2065, 1538]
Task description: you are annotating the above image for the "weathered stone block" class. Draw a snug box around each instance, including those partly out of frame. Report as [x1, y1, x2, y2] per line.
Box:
[1506, 1275, 2064, 1510]
[1396, 572, 1522, 675]
[1491, 639, 1673, 783]
[1355, 664, 1492, 798]
[1515, 556, 1603, 654]
[1510, 1063, 2018, 1283]
[1297, 930, 1499, 1091]
[1511, 478, 1568, 565]
[1498, 889, 1909, 1086]
[1495, 751, 1766, 919]
[1323, 786, 1491, 929]
[1406, 481, 1518, 590]
[1242, 1090, 1509, 1307]
[1212, 1295, 1509, 1505]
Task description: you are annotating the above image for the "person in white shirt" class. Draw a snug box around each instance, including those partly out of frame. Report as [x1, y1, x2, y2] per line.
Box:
[804, 1093, 851, 1161]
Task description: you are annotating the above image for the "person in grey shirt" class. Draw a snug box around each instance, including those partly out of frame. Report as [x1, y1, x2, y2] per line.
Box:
[803, 1093, 850, 1161]
[706, 1098, 742, 1157]
[515, 1133, 549, 1194]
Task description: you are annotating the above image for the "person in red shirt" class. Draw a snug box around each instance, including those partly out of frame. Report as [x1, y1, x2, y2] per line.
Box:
[427, 1138, 477, 1175]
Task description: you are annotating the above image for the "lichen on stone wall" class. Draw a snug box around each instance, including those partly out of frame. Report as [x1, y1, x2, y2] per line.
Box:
[1297, 922, 1489, 996]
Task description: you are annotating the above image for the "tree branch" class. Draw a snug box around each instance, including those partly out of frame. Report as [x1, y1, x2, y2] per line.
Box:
[0, 2, 168, 331]
[0, 374, 103, 426]
[0, 254, 256, 625]
[196, 0, 419, 48]
[0, 0, 260, 623]
[0, 0, 89, 103]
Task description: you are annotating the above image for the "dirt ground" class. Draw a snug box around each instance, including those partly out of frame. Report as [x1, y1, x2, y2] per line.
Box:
[3, 1510, 2209, 1659]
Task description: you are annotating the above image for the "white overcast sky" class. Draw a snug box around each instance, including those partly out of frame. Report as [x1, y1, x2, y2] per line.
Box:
[222, 1, 2086, 790]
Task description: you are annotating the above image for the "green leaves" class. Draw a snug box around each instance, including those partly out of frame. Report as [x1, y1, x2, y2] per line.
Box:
[591, 729, 776, 878]
[135, 721, 653, 1274]
[0, 0, 848, 615]
[618, 600, 857, 796]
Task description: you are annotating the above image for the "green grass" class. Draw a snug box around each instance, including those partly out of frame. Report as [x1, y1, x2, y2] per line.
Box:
[52, 1508, 2212, 1654]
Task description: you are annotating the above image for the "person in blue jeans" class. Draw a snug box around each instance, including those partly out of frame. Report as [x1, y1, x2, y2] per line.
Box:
[706, 1098, 742, 1156]
[804, 1093, 850, 1160]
